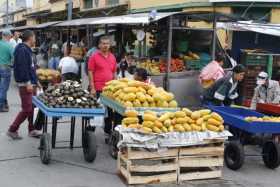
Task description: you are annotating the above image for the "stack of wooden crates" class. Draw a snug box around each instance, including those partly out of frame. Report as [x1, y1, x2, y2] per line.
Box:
[118, 139, 224, 185]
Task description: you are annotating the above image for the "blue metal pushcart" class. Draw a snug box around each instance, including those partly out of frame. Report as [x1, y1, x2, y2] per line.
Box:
[207, 105, 280, 170]
[32, 97, 105, 164]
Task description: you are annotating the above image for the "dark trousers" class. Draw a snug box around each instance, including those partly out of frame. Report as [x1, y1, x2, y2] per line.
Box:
[9, 86, 35, 133]
[62, 72, 79, 82]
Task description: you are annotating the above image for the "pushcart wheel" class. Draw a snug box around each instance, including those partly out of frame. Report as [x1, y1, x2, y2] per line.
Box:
[109, 130, 120, 159]
[262, 141, 280, 169]
[224, 141, 244, 170]
[40, 133, 52, 164]
[82, 130, 97, 163]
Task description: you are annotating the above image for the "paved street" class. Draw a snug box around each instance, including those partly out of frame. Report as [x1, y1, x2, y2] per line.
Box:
[0, 84, 280, 187]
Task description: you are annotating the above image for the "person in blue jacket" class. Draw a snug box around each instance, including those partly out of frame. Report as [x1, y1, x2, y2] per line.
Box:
[7, 30, 41, 140]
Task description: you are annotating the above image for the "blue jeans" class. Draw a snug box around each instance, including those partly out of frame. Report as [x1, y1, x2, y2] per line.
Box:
[48, 57, 60, 70]
[0, 66, 11, 109]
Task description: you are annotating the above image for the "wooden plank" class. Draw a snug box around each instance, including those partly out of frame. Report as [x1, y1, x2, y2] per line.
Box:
[129, 162, 178, 172]
[180, 146, 224, 156]
[119, 165, 129, 179]
[179, 157, 223, 167]
[179, 170, 222, 181]
[127, 172, 177, 185]
[127, 148, 179, 160]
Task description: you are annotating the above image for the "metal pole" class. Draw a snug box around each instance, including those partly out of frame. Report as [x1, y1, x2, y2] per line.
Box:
[212, 5, 217, 60]
[166, 16, 173, 91]
[67, 0, 73, 55]
[6, 0, 9, 27]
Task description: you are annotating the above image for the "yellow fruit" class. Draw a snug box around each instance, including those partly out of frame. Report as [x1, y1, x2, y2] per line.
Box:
[183, 123, 192, 131]
[191, 124, 201, 131]
[161, 126, 168, 133]
[208, 118, 223, 127]
[175, 124, 185, 132]
[199, 109, 211, 116]
[162, 93, 174, 101]
[206, 124, 220, 132]
[153, 126, 162, 133]
[128, 81, 142, 87]
[143, 114, 157, 121]
[191, 111, 201, 120]
[150, 102, 156, 107]
[124, 101, 133, 107]
[133, 99, 141, 107]
[147, 88, 156, 96]
[121, 123, 127, 128]
[141, 127, 153, 133]
[123, 87, 138, 93]
[169, 100, 178, 108]
[122, 117, 139, 124]
[144, 110, 157, 116]
[176, 117, 189, 124]
[219, 125, 224, 132]
[161, 101, 169, 108]
[201, 123, 207, 131]
[124, 110, 138, 117]
[137, 87, 146, 94]
[171, 118, 177, 125]
[211, 112, 223, 122]
[203, 114, 212, 121]
[146, 95, 154, 102]
[169, 113, 175, 119]
[153, 93, 163, 102]
[164, 119, 172, 127]
[159, 113, 170, 122]
[123, 93, 136, 101]
[142, 121, 154, 128]
[154, 121, 163, 128]
[196, 118, 204, 126]
[168, 126, 174, 132]
[113, 89, 122, 98]
[127, 124, 139, 129]
[175, 111, 186, 118]
[136, 92, 146, 102]
[142, 101, 149, 107]
[182, 108, 192, 116]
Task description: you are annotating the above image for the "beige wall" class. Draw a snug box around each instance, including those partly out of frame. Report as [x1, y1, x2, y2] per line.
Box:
[13, 10, 27, 22]
[271, 8, 280, 24]
[50, 0, 80, 12]
[130, 0, 208, 10]
[80, 0, 128, 10]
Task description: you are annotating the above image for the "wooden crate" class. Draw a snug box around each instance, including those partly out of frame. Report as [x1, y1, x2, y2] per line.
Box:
[178, 139, 224, 183]
[117, 147, 179, 185]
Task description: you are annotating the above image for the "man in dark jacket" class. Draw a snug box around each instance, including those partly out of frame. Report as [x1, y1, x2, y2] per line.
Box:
[203, 64, 246, 106]
[7, 30, 40, 140]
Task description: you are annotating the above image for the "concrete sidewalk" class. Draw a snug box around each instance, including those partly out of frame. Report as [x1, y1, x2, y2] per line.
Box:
[0, 85, 279, 187]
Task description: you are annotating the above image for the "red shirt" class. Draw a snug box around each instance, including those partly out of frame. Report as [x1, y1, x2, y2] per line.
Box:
[88, 51, 117, 91]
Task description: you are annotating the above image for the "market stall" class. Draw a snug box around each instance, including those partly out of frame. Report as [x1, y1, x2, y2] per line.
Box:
[33, 81, 104, 164]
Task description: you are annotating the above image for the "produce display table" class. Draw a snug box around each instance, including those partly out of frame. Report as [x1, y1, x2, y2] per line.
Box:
[32, 96, 105, 164]
[100, 95, 179, 116]
[207, 105, 280, 170]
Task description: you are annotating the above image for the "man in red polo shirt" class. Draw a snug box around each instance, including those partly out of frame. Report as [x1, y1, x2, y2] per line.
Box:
[88, 36, 117, 97]
[88, 36, 117, 137]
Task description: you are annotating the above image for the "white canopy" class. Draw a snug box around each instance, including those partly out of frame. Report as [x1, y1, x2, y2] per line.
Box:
[217, 21, 280, 37]
[88, 12, 178, 25]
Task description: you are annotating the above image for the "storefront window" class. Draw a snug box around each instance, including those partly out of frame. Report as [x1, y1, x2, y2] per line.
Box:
[107, 0, 119, 6]
[83, 0, 93, 9]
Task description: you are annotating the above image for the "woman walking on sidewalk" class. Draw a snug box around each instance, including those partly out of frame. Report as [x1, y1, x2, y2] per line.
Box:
[7, 30, 41, 140]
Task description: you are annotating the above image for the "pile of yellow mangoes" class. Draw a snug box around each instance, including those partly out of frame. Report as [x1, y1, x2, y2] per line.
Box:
[138, 59, 160, 75]
[103, 79, 178, 108]
[122, 108, 225, 134]
[36, 69, 60, 82]
[245, 116, 280, 123]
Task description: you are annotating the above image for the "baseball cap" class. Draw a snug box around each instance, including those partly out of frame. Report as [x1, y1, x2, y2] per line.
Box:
[256, 71, 268, 85]
[2, 29, 12, 36]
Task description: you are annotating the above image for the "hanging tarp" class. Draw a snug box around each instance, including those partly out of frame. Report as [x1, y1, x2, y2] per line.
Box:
[88, 12, 178, 25]
[217, 21, 280, 37]
[55, 17, 101, 26]
[33, 21, 62, 29]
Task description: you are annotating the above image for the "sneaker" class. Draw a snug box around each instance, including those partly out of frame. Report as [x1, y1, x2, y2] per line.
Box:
[7, 131, 23, 140]
[28, 130, 41, 138]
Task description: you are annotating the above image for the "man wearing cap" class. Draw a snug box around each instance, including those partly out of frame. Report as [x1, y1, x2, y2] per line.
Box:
[250, 72, 280, 110]
[0, 30, 13, 112]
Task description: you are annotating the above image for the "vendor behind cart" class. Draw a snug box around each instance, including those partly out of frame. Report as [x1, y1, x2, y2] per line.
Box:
[250, 72, 280, 110]
[199, 52, 226, 88]
[202, 64, 246, 106]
